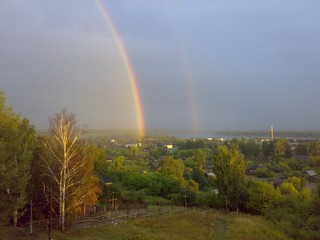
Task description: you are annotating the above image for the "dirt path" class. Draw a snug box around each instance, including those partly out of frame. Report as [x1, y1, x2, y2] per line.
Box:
[210, 213, 228, 240]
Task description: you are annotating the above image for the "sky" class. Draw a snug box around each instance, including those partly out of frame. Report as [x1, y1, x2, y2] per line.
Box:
[1, 0, 320, 131]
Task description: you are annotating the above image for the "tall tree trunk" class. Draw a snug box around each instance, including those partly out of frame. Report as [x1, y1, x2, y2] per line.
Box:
[61, 167, 66, 232]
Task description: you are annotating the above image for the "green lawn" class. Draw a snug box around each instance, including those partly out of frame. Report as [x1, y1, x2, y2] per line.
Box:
[1, 210, 289, 240]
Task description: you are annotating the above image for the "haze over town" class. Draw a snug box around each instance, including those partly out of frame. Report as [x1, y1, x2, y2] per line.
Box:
[1, 0, 320, 131]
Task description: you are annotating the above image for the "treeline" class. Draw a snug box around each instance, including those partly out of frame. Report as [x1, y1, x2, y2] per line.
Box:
[0, 92, 100, 232]
[217, 130, 320, 139]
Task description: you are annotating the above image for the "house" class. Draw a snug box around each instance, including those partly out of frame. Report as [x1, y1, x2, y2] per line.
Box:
[125, 143, 141, 148]
[166, 144, 173, 149]
[102, 176, 113, 185]
[295, 155, 308, 161]
[306, 170, 318, 181]
[247, 165, 262, 175]
[206, 172, 216, 178]
[268, 177, 284, 188]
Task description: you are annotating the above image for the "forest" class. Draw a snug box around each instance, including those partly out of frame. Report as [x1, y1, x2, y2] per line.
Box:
[1, 91, 320, 240]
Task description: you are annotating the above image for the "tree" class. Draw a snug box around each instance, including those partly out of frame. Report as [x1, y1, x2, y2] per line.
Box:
[239, 138, 261, 159]
[246, 180, 281, 215]
[40, 110, 97, 231]
[274, 139, 288, 159]
[0, 92, 36, 226]
[85, 145, 108, 178]
[307, 142, 320, 156]
[113, 156, 125, 170]
[192, 149, 206, 171]
[262, 140, 275, 158]
[157, 156, 186, 188]
[191, 166, 208, 190]
[213, 145, 247, 212]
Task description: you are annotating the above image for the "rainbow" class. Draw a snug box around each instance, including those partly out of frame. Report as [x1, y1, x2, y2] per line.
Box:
[163, 3, 199, 134]
[95, 0, 145, 137]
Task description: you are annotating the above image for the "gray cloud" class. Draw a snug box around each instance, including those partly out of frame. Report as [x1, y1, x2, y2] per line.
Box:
[1, 0, 320, 131]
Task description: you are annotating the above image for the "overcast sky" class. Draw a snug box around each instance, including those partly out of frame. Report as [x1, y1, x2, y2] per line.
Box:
[1, 0, 320, 131]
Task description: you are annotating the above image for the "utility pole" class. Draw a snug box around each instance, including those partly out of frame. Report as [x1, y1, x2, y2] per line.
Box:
[30, 200, 33, 235]
[184, 190, 188, 208]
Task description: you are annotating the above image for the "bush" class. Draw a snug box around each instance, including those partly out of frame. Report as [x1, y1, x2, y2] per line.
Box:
[256, 168, 273, 178]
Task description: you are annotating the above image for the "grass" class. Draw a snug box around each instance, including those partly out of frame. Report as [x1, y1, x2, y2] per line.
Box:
[1, 210, 289, 240]
[225, 213, 289, 240]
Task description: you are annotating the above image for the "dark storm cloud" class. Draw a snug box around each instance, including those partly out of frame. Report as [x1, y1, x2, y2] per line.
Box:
[1, 0, 320, 130]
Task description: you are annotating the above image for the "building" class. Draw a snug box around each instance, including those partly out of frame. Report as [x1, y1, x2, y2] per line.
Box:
[306, 170, 318, 181]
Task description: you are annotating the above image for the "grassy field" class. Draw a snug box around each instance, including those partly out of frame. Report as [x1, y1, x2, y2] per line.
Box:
[0, 210, 288, 240]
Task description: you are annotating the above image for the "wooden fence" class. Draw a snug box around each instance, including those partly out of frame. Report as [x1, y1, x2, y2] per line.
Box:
[21, 206, 187, 234]
[71, 206, 187, 229]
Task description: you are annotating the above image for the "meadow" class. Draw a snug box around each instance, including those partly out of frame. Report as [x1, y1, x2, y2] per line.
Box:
[0, 210, 288, 240]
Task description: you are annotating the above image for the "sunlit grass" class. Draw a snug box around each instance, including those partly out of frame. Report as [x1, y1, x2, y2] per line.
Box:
[225, 213, 289, 240]
[2, 210, 288, 240]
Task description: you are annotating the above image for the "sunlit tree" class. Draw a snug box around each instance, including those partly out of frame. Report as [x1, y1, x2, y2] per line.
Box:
[40, 110, 98, 231]
[213, 145, 247, 212]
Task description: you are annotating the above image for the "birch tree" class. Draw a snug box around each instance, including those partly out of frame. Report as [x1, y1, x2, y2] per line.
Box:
[41, 110, 95, 231]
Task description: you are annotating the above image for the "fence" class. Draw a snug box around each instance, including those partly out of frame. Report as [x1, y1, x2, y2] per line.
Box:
[71, 206, 187, 229]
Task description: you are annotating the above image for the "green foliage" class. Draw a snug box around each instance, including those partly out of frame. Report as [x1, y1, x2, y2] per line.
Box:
[192, 149, 206, 170]
[157, 156, 186, 188]
[245, 180, 281, 215]
[213, 145, 247, 211]
[262, 141, 275, 158]
[307, 142, 320, 156]
[309, 156, 320, 167]
[274, 139, 290, 159]
[191, 167, 208, 190]
[147, 173, 182, 197]
[287, 158, 307, 171]
[180, 139, 206, 149]
[270, 162, 290, 174]
[157, 156, 184, 178]
[256, 167, 273, 178]
[265, 188, 315, 239]
[149, 147, 167, 159]
[295, 143, 308, 155]
[123, 172, 182, 198]
[187, 179, 199, 192]
[239, 138, 261, 159]
[279, 182, 297, 195]
[124, 172, 149, 191]
[0, 92, 37, 225]
[195, 191, 221, 208]
[174, 149, 193, 160]
[85, 145, 108, 178]
[121, 190, 146, 203]
[287, 176, 306, 191]
[113, 156, 126, 170]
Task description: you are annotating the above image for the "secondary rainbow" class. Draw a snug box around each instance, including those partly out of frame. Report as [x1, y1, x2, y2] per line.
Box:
[163, 2, 199, 134]
[95, 0, 145, 137]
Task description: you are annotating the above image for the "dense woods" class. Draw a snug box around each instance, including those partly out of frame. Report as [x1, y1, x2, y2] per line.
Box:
[1, 91, 320, 239]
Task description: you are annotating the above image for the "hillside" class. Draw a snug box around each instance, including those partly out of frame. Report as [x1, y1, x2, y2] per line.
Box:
[1, 210, 288, 240]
